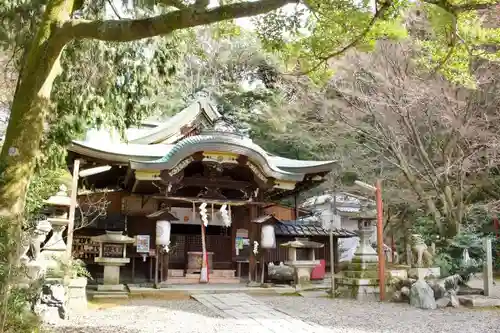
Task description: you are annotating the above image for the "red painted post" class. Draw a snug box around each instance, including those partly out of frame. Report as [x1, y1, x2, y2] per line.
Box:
[375, 179, 386, 301]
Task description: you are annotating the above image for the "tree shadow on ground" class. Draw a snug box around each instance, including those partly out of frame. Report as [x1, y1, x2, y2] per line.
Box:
[105, 298, 222, 318]
[50, 325, 141, 333]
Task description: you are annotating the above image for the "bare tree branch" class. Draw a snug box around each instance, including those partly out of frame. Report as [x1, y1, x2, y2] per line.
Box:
[277, 40, 500, 235]
[74, 192, 110, 230]
[62, 0, 297, 42]
[286, 1, 393, 76]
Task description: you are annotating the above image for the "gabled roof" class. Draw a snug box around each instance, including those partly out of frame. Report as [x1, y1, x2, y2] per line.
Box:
[128, 99, 220, 144]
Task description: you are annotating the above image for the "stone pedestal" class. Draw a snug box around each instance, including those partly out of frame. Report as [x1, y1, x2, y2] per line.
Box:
[103, 265, 121, 285]
[67, 277, 88, 313]
[285, 261, 320, 290]
[95, 257, 130, 291]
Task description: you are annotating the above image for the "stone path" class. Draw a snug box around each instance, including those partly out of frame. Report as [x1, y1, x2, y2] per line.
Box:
[191, 293, 330, 333]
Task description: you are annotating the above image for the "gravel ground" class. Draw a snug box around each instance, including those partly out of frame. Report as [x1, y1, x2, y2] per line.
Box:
[48, 296, 500, 333]
[259, 296, 500, 333]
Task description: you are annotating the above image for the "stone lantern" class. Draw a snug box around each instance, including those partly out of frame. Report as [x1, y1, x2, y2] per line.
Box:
[40, 185, 72, 274]
[335, 209, 383, 300]
[353, 218, 378, 263]
[281, 238, 324, 289]
[91, 231, 134, 292]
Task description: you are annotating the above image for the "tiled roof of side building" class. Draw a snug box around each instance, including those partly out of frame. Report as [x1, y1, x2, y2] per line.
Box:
[274, 221, 357, 238]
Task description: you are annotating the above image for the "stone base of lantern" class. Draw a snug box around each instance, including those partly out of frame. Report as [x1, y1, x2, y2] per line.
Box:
[285, 261, 320, 290]
[67, 277, 88, 313]
[335, 261, 383, 300]
[95, 257, 129, 292]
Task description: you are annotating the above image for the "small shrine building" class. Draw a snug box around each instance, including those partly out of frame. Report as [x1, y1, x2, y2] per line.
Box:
[67, 99, 352, 285]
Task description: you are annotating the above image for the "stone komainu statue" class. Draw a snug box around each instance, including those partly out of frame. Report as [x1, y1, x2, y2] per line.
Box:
[411, 234, 434, 267]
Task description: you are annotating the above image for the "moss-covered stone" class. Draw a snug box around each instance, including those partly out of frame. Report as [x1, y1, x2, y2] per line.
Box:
[347, 262, 379, 271]
[344, 270, 379, 279]
[335, 277, 379, 286]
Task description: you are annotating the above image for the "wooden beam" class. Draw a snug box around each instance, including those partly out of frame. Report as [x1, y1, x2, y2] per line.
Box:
[79, 165, 111, 177]
[131, 179, 140, 193]
[124, 167, 135, 189]
[66, 159, 81, 258]
[174, 176, 254, 190]
[152, 195, 269, 206]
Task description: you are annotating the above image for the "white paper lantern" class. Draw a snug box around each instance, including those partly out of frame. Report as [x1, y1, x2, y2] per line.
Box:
[156, 220, 171, 246]
[261, 225, 276, 249]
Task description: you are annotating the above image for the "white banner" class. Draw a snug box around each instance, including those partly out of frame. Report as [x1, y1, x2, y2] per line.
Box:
[169, 207, 226, 226]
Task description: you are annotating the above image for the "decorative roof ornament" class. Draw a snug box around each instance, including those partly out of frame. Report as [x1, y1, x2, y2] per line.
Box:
[212, 118, 238, 134]
[205, 117, 251, 140]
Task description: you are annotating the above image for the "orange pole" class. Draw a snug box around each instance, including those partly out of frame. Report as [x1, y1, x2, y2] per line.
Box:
[375, 179, 385, 301]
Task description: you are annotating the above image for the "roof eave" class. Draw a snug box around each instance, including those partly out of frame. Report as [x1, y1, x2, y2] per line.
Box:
[277, 161, 337, 174]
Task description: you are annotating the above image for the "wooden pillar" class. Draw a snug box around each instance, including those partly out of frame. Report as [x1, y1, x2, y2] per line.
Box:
[231, 207, 237, 268]
[66, 158, 80, 259]
[249, 205, 258, 282]
[161, 250, 169, 283]
[154, 245, 160, 288]
[333, 237, 339, 274]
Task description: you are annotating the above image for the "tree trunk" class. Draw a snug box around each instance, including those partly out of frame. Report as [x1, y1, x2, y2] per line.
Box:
[404, 218, 412, 266]
[0, 1, 73, 219]
[398, 162, 444, 235]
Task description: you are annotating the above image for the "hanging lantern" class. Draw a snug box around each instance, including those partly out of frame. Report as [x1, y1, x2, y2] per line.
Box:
[261, 225, 276, 249]
[156, 220, 171, 247]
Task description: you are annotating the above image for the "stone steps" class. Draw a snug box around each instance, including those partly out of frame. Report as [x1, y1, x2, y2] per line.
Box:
[89, 291, 129, 300]
[165, 274, 240, 284]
